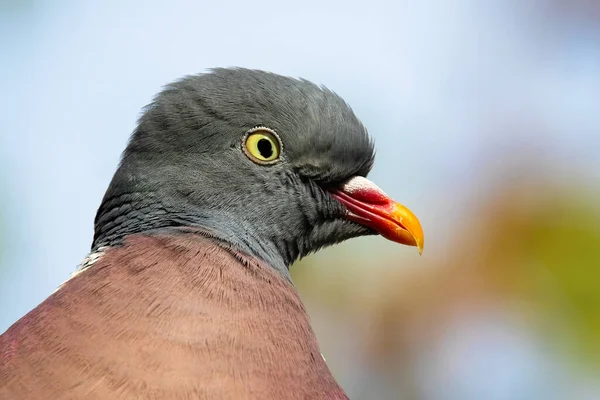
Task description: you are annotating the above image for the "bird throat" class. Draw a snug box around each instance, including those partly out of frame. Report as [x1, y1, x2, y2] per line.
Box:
[92, 194, 291, 279]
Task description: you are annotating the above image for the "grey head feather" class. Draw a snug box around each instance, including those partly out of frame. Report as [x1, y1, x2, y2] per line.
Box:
[93, 68, 376, 277]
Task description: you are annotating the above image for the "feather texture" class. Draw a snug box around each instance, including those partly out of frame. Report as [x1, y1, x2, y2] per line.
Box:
[0, 233, 347, 399]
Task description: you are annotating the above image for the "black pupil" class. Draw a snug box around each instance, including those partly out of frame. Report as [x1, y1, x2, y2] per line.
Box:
[257, 138, 273, 158]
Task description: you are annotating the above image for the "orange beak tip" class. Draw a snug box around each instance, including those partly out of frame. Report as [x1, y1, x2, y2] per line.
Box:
[392, 202, 424, 255]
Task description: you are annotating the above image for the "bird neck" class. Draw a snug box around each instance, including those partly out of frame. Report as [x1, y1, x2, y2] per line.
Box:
[92, 190, 291, 278]
[3, 234, 347, 398]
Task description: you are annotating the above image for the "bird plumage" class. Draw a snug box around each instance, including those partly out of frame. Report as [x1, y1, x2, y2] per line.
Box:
[1, 234, 347, 399]
[1, 68, 423, 399]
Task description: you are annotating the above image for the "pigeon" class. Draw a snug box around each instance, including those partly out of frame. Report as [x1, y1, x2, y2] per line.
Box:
[0, 68, 423, 399]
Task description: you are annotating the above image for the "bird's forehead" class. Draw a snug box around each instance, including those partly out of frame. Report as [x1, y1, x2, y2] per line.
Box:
[205, 70, 370, 142]
[164, 69, 375, 176]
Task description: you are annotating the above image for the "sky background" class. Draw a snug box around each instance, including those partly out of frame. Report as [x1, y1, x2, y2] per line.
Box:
[1, 1, 599, 399]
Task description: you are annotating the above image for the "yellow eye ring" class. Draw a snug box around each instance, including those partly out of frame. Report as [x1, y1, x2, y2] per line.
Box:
[242, 127, 282, 164]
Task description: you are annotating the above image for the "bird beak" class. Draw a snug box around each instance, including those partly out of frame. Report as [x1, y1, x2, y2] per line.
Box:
[330, 176, 424, 254]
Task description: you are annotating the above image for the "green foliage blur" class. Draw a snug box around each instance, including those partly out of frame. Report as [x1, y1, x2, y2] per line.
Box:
[517, 189, 600, 368]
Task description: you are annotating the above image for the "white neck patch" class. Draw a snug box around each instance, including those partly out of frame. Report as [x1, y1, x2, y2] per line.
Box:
[53, 246, 109, 293]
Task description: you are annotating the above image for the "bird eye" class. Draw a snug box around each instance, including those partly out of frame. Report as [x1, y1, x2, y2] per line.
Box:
[243, 127, 282, 164]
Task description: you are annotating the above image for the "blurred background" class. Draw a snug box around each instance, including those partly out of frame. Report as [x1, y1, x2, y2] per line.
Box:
[1, 0, 599, 399]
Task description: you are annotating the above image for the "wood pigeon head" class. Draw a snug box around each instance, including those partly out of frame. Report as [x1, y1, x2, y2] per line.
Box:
[1, 68, 426, 399]
[93, 68, 424, 275]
